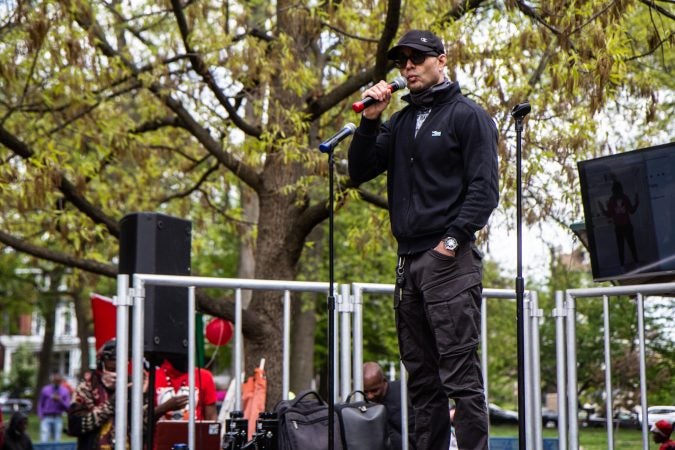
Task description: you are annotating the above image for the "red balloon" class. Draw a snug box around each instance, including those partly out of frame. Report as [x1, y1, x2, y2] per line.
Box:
[205, 318, 233, 346]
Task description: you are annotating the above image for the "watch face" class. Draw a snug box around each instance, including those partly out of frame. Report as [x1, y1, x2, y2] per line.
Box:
[444, 237, 458, 251]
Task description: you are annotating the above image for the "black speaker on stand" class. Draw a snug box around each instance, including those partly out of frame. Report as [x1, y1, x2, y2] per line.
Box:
[118, 212, 192, 364]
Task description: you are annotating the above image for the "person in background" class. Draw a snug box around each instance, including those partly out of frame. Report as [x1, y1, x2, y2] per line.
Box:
[67, 339, 122, 450]
[348, 29, 498, 450]
[38, 371, 71, 442]
[363, 362, 416, 449]
[1, 412, 33, 450]
[154, 354, 217, 421]
[651, 419, 675, 450]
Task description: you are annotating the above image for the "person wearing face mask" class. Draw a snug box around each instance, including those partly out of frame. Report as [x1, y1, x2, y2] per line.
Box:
[348, 29, 499, 450]
[67, 339, 124, 450]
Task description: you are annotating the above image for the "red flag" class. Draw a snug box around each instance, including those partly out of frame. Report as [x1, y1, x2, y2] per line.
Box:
[90, 293, 116, 351]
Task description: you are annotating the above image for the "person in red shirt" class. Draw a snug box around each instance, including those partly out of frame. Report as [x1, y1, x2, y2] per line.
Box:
[154, 355, 217, 421]
[651, 419, 675, 450]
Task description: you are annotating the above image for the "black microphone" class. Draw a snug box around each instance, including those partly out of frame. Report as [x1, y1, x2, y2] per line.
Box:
[351, 76, 407, 113]
[511, 101, 531, 119]
[319, 123, 357, 153]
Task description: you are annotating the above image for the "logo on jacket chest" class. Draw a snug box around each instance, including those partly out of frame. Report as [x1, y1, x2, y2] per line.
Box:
[431, 130, 442, 137]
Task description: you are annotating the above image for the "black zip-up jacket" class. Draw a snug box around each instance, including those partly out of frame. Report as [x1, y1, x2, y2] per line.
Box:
[348, 81, 499, 255]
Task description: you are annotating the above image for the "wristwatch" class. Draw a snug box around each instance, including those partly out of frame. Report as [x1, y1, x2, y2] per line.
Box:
[443, 236, 459, 252]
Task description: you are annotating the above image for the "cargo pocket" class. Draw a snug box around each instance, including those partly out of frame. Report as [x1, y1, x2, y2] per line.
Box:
[425, 286, 481, 355]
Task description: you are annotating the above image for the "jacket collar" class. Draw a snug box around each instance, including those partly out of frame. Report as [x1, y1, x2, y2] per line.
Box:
[402, 80, 461, 109]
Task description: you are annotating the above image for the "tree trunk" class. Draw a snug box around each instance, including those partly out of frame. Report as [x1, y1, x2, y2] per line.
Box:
[35, 295, 57, 408]
[290, 294, 317, 393]
[246, 178, 307, 409]
[72, 283, 92, 375]
[289, 224, 325, 393]
[238, 184, 258, 309]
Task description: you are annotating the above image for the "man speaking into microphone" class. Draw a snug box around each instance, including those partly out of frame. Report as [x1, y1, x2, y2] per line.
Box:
[347, 30, 499, 450]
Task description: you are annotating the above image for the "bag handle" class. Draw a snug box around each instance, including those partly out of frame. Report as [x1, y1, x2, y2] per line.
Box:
[345, 390, 370, 404]
[291, 390, 326, 406]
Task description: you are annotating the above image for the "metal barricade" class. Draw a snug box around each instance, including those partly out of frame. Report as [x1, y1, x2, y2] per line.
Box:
[349, 284, 545, 450]
[112, 274, 547, 450]
[114, 274, 332, 450]
[557, 282, 675, 450]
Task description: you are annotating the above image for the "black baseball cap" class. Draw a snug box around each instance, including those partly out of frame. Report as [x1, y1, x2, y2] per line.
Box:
[387, 30, 445, 59]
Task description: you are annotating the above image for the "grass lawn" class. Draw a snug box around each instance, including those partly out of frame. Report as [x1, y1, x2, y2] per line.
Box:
[490, 424, 658, 450]
[20, 412, 76, 444]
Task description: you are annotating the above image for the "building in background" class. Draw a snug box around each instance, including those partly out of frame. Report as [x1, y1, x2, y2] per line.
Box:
[0, 301, 95, 384]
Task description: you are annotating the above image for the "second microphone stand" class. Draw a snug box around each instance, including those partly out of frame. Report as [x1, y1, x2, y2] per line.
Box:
[512, 101, 531, 450]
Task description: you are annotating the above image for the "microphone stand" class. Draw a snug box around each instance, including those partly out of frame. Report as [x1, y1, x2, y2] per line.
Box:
[511, 101, 531, 450]
[319, 132, 345, 450]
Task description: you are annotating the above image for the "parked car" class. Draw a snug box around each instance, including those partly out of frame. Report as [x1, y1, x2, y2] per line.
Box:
[489, 403, 519, 425]
[639, 405, 675, 427]
[542, 408, 558, 428]
[0, 392, 32, 414]
[588, 411, 641, 429]
[538, 407, 605, 428]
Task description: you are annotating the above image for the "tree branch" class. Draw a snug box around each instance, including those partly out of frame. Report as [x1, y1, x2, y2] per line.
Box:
[435, 0, 491, 28]
[513, 0, 564, 36]
[376, 0, 402, 81]
[569, 0, 619, 35]
[528, 42, 555, 87]
[131, 116, 183, 134]
[355, 187, 388, 209]
[196, 291, 273, 341]
[70, 1, 263, 191]
[169, 0, 263, 138]
[625, 31, 674, 61]
[158, 163, 220, 203]
[0, 125, 121, 237]
[0, 230, 117, 277]
[158, 94, 263, 190]
[293, 177, 388, 242]
[306, 68, 380, 120]
[639, 0, 675, 19]
[341, 178, 389, 210]
[319, 22, 380, 43]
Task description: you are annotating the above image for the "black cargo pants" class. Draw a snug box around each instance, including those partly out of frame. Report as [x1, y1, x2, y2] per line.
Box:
[394, 243, 489, 450]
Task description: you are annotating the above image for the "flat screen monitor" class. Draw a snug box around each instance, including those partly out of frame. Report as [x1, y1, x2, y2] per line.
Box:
[578, 141, 675, 282]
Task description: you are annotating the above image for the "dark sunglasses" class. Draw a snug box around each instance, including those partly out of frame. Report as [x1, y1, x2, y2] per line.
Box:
[392, 51, 438, 69]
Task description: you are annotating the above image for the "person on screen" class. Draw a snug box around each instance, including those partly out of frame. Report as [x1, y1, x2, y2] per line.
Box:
[598, 180, 639, 267]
